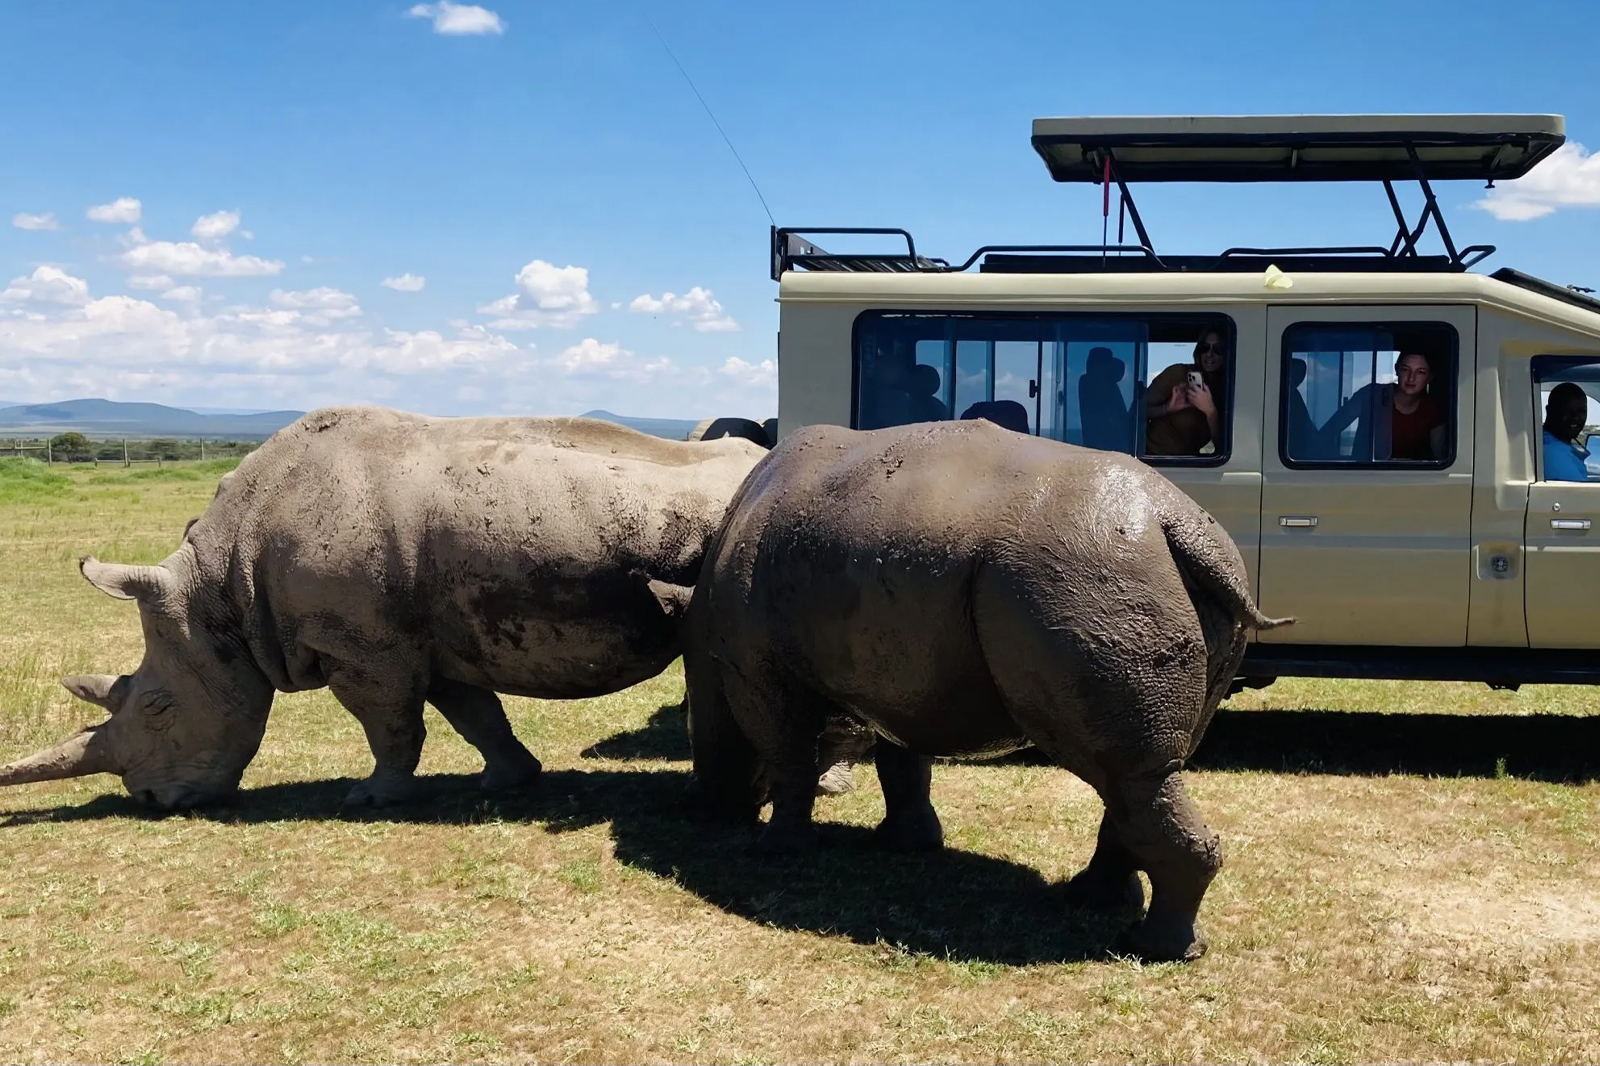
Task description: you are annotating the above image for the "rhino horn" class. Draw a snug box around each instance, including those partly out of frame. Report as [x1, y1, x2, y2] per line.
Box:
[79, 556, 174, 603]
[61, 674, 127, 713]
[0, 727, 121, 787]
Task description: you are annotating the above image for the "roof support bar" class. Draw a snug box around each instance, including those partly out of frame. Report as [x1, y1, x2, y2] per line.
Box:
[1105, 153, 1155, 255]
[1408, 147, 1462, 266]
[1382, 180, 1421, 258]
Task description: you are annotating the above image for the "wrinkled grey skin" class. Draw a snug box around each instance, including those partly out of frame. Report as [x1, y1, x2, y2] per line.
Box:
[0, 406, 765, 811]
[649, 419, 1291, 962]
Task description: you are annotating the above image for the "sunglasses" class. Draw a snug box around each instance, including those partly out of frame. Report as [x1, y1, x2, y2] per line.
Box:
[1197, 342, 1227, 355]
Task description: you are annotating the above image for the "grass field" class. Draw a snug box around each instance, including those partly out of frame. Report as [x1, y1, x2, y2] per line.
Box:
[0, 456, 1596, 1063]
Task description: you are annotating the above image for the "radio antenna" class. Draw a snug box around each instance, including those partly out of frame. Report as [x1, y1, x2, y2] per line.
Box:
[643, 13, 776, 226]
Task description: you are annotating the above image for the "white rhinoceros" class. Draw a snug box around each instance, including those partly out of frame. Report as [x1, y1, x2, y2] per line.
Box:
[0, 406, 765, 810]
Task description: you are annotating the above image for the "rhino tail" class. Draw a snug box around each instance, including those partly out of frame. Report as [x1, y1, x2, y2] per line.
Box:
[1162, 512, 1294, 632]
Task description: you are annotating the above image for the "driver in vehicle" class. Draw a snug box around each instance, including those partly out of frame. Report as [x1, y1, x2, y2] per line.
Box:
[1144, 329, 1227, 456]
[1541, 381, 1592, 482]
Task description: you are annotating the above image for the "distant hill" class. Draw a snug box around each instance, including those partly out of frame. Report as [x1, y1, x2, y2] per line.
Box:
[0, 399, 305, 440]
[579, 409, 703, 440]
[0, 399, 716, 442]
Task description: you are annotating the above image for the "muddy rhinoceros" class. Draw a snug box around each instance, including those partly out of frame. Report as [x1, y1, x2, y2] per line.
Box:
[646, 418, 1291, 962]
[0, 406, 766, 811]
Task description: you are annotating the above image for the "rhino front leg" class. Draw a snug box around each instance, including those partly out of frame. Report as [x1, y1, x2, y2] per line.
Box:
[326, 667, 429, 807]
[426, 677, 541, 792]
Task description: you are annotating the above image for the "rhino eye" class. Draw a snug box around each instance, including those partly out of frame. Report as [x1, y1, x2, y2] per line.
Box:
[141, 691, 176, 716]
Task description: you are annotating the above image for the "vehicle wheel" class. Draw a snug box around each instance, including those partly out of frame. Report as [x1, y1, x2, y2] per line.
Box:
[689, 416, 773, 449]
[1224, 676, 1276, 699]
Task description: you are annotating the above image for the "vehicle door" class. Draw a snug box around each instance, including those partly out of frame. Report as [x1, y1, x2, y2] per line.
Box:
[1256, 306, 1476, 645]
[1524, 356, 1600, 647]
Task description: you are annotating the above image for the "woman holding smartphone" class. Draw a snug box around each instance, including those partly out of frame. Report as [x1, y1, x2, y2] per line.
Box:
[1144, 329, 1227, 456]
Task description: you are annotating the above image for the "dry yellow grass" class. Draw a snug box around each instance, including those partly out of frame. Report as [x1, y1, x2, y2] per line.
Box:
[0, 457, 1596, 1063]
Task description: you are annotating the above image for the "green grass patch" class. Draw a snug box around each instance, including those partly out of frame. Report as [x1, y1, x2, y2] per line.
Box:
[0, 457, 71, 502]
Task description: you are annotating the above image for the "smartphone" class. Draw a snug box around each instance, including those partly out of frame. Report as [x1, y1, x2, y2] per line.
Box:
[1187, 370, 1203, 388]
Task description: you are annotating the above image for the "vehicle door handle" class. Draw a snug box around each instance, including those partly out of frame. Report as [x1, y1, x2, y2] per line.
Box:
[1551, 518, 1592, 530]
[1279, 516, 1319, 528]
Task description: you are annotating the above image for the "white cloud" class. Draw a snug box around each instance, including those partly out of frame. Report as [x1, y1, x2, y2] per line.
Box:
[1475, 142, 1600, 221]
[479, 260, 599, 330]
[191, 210, 241, 240]
[269, 287, 359, 313]
[160, 286, 203, 303]
[554, 338, 621, 372]
[86, 197, 142, 224]
[268, 287, 362, 326]
[718, 356, 777, 388]
[12, 212, 59, 231]
[127, 274, 174, 290]
[629, 286, 740, 332]
[0, 266, 91, 306]
[122, 240, 284, 277]
[406, 1, 505, 35]
[382, 273, 427, 292]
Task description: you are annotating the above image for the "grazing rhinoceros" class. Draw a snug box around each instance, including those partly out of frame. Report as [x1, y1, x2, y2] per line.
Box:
[646, 418, 1291, 962]
[0, 406, 766, 811]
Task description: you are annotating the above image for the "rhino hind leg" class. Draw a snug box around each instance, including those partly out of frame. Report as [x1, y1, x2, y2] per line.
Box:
[871, 738, 942, 852]
[727, 673, 826, 855]
[683, 659, 763, 825]
[426, 677, 541, 792]
[1063, 811, 1146, 916]
[327, 667, 430, 808]
[1104, 771, 1221, 963]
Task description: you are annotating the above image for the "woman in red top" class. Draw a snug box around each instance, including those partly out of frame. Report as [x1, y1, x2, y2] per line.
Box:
[1319, 351, 1447, 461]
[1387, 352, 1446, 460]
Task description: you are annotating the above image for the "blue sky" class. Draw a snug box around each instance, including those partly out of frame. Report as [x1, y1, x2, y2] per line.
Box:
[3, 0, 1597, 419]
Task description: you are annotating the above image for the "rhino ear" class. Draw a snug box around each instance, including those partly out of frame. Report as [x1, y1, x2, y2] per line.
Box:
[62, 674, 129, 713]
[645, 579, 695, 621]
[79, 556, 174, 603]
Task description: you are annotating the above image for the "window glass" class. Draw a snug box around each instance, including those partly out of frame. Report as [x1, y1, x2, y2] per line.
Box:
[1280, 323, 1457, 467]
[852, 311, 1233, 463]
[1532, 356, 1600, 483]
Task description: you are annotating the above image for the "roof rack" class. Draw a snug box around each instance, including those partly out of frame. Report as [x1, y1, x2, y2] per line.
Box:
[773, 114, 1566, 279]
[1490, 268, 1600, 316]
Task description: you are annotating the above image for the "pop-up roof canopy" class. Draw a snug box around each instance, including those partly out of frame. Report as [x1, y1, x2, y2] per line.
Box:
[1030, 114, 1565, 183]
[771, 113, 1583, 285]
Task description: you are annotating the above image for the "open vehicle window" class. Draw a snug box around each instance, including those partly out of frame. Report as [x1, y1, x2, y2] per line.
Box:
[1280, 322, 1458, 468]
[852, 311, 1235, 464]
[1532, 356, 1600, 483]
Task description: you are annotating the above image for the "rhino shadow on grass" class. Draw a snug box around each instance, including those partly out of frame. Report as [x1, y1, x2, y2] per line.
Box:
[0, 763, 1125, 965]
[980, 709, 1600, 783]
[586, 703, 1600, 784]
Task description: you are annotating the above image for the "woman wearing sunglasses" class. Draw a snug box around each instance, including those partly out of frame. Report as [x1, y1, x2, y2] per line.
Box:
[1144, 330, 1228, 456]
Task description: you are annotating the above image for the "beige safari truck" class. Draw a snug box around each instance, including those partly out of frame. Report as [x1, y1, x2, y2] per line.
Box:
[767, 114, 1600, 691]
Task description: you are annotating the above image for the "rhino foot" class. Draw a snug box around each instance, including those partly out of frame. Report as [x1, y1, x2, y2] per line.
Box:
[480, 754, 542, 793]
[343, 768, 426, 808]
[753, 821, 819, 856]
[815, 760, 857, 796]
[1064, 868, 1146, 916]
[1114, 915, 1208, 963]
[874, 803, 943, 852]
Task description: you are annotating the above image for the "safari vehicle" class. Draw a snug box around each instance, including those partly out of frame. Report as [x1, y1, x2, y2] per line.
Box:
[766, 114, 1600, 690]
